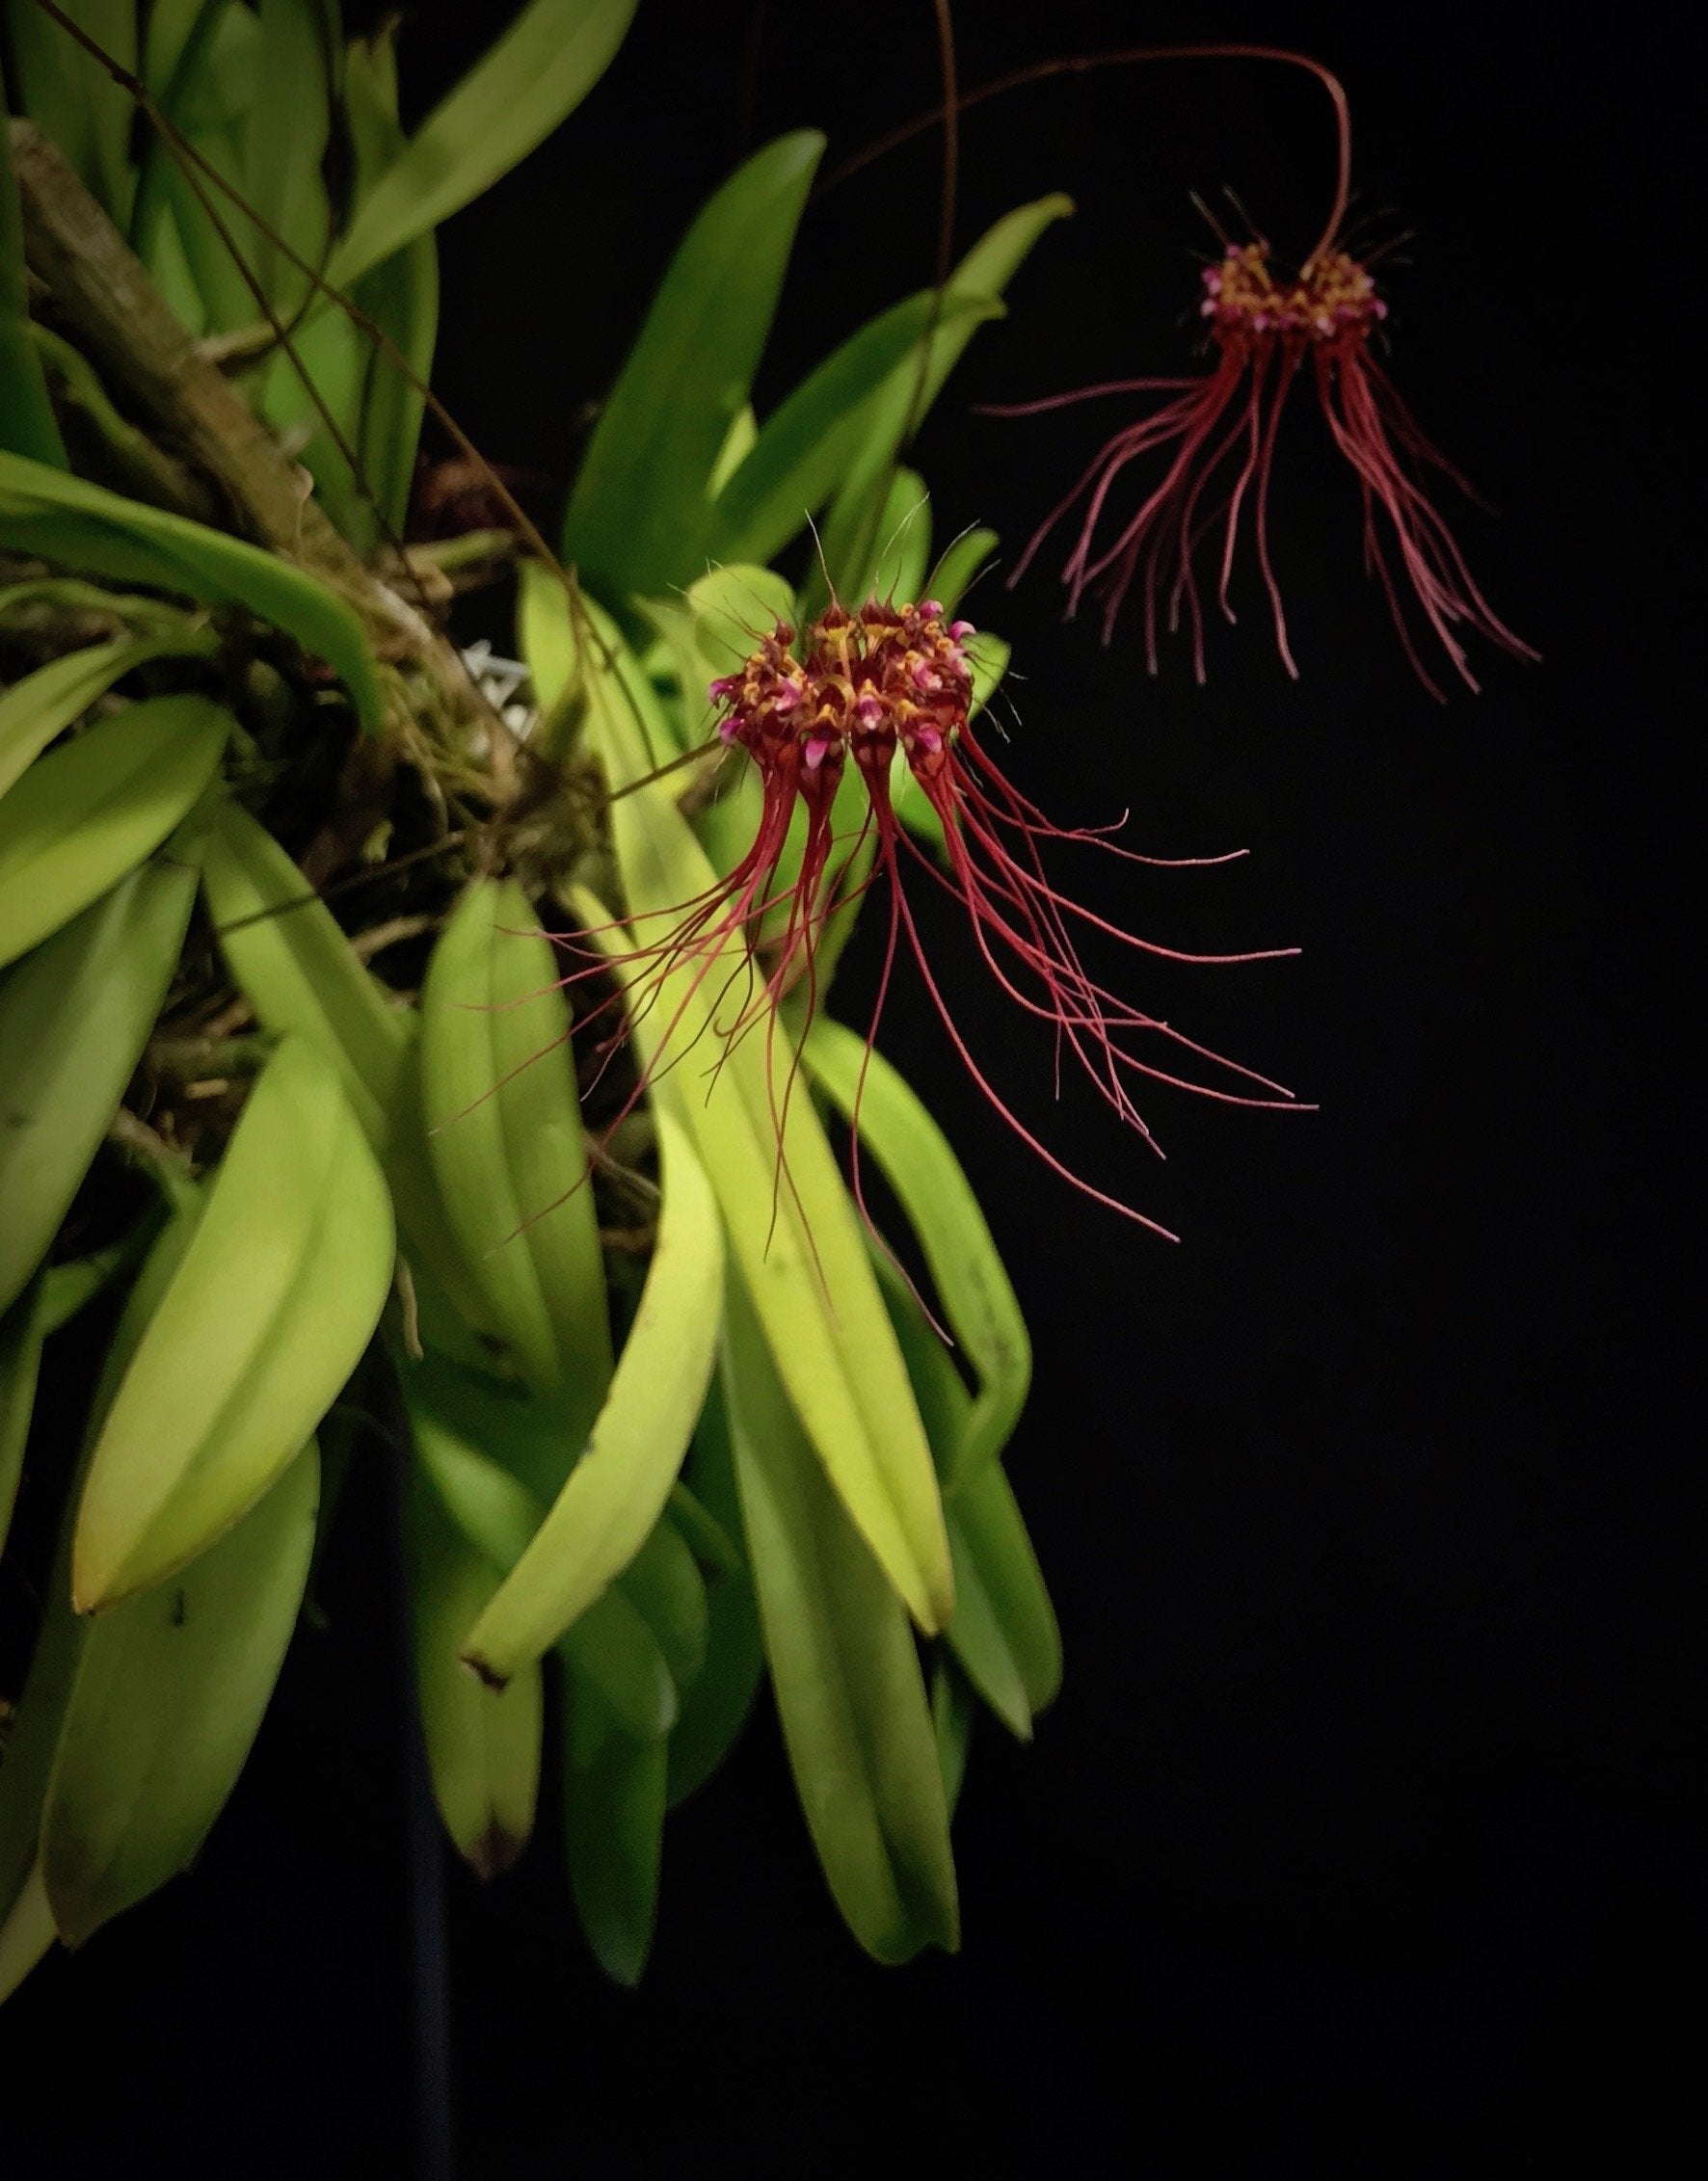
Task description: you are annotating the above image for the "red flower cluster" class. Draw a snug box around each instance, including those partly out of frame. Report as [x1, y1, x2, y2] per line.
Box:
[999, 241, 1535, 697]
[582, 598, 1296, 1240]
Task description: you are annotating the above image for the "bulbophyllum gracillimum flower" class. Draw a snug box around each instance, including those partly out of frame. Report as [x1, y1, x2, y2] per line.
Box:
[586, 598, 1298, 1240]
[996, 240, 1536, 698]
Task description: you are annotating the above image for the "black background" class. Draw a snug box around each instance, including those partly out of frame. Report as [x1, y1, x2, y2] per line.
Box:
[6, 3, 1695, 2172]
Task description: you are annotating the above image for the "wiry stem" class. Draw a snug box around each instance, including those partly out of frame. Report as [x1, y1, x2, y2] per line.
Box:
[823, 42, 1353, 273]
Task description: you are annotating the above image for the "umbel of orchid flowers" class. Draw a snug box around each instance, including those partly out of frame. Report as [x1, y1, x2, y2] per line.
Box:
[572, 596, 1299, 1245]
[840, 40, 1537, 698]
[993, 226, 1535, 698]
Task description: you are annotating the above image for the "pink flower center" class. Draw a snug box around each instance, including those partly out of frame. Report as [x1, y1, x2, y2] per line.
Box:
[708, 598, 974, 784]
[1201, 243, 1387, 348]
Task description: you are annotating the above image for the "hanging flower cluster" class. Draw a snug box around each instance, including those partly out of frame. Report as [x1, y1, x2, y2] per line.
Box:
[584, 597, 1297, 1239]
[998, 239, 1535, 697]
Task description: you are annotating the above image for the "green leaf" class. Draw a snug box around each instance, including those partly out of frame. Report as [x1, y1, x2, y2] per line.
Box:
[926, 524, 999, 618]
[0, 860, 198, 1317]
[0, 1863, 53, 2004]
[707, 290, 996, 571]
[0, 1199, 202, 1934]
[566, 597, 953, 1633]
[462, 1109, 723, 1687]
[39, 1232, 147, 1335]
[665, 1478, 743, 1579]
[71, 1037, 395, 1610]
[873, 1255, 1060, 1736]
[278, 17, 438, 548]
[190, 792, 407, 1146]
[408, 1457, 541, 1878]
[401, 1355, 679, 1741]
[327, 0, 638, 292]
[723, 1268, 958, 1963]
[562, 1671, 667, 1986]
[561, 1586, 677, 1742]
[420, 876, 612, 1405]
[562, 131, 823, 605]
[0, 631, 215, 802]
[245, 0, 334, 321]
[614, 1512, 707, 1704]
[4, 0, 137, 225]
[631, 559, 795, 759]
[804, 1016, 1030, 1488]
[138, 0, 213, 93]
[516, 555, 577, 714]
[0, 453, 384, 731]
[130, 0, 259, 336]
[948, 1455, 1061, 1723]
[0, 1275, 45, 1560]
[0, 57, 68, 466]
[814, 193, 1073, 602]
[931, 1654, 974, 1820]
[0, 692, 227, 972]
[352, 222, 438, 547]
[41, 1442, 319, 1947]
[665, 1381, 763, 1809]
[866, 466, 933, 607]
[183, 792, 495, 1341]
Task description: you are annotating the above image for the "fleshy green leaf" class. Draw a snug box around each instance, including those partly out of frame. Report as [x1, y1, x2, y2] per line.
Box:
[190, 792, 407, 1147]
[245, 0, 334, 321]
[631, 559, 795, 760]
[147, 4, 261, 334]
[562, 1671, 666, 1986]
[926, 524, 1000, 618]
[707, 291, 995, 571]
[130, 0, 260, 335]
[874, 1254, 1061, 1735]
[41, 1442, 319, 1947]
[866, 466, 934, 607]
[184, 792, 495, 1341]
[815, 194, 1073, 601]
[462, 1110, 723, 1687]
[0, 693, 227, 972]
[419, 876, 612, 1405]
[562, 132, 823, 604]
[0, 859, 198, 1317]
[408, 1458, 541, 1879]
[276, 17, 438, 548]
[931, 1654, 974, 1820]
[723, 1268, 958, 1963]
[0, 453, 385, 732]
[0, 631, 216, 802]
[4, 0, 137, 225]
[71, 1038, 394, 1611]
[327, 0, 639, 291]
[0, 1199, 202, 1939]
[804, 1016, 1030, 1488]
[401, 1357, 679, 1741]
[666, 1382, 763, 1808]
[0, 1275, 45, 1560]
[610, 1512, 707, 1704]
[1, 58, 68, 466]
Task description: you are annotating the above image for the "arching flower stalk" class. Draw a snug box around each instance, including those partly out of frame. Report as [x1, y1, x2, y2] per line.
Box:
[994, 240, 1536, 697]
[570, 598, 1299, 1241]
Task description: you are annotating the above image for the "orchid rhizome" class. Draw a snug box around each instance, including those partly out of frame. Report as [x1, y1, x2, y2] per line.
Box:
[0, 0, 1533, 2008]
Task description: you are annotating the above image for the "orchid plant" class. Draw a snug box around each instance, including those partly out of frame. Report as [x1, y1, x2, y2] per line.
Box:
[0, 0, 1526, 2004]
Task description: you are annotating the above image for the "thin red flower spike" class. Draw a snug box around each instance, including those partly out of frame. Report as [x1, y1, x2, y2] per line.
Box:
[565, 598, 1300, 1243]
[995, 241, 1536, 698]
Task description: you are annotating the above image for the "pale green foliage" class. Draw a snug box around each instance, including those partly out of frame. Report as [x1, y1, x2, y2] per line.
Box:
[0, 3, 1067, 1984]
